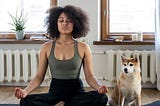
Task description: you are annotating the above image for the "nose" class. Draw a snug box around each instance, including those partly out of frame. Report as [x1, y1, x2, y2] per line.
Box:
[62, 21, 68, 26]
[124, 68, 128, 73]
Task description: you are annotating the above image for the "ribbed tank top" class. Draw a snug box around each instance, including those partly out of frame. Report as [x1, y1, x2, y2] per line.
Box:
[48, 40, 83, 79]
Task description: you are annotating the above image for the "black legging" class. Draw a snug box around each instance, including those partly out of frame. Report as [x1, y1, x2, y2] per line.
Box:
[20, 78, 108, 106]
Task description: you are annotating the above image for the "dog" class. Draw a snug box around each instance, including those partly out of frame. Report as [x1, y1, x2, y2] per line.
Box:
[109, 55, 142, 106]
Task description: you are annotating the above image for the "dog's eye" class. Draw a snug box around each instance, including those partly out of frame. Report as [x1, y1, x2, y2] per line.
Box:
[130, 64, 133, 66]
[124, 64, 127, 66]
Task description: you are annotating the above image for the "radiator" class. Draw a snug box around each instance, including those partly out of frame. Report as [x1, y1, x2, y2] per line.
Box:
[91, 50, 156, 84]
[0, 49, 157, 85]
[0, 49, 50, 82]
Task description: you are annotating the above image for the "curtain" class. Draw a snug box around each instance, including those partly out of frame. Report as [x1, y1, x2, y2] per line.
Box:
[155, 0, 160, 91]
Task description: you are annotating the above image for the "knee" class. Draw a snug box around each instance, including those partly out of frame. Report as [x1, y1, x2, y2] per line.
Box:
[91, 91, 108, 105]
[20, 98, 27, 106]
[99, 94, 108, 104]
[20, 96, 30, 106]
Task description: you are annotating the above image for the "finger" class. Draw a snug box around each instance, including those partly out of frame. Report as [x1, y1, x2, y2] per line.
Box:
[16, 89, 21, 99]
[15, 88, 18, 97]
[98, 87, 101, 92]
[15, 88, 20, 98]
[98, 88, 103, 94]
[20, 89, 24, 98]
[106, 88, 109, 93]
[21, 89, 26, 98]
[21, 90, 25, 98]
[17, 88, 23, 99]
[102, 88, 106, 94]
[102, 85, 109, 93]
[99, 87, 108, 94]
[106, 87, 109, 93]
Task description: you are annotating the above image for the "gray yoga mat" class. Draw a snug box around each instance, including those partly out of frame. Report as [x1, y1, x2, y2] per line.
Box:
[143, 100, 160, 106]
[0, 101, 159, 106]
[0, 104, 19, 106]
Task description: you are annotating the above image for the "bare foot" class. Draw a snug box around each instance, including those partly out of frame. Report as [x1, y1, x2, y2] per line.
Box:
[55, 101, 65, 106]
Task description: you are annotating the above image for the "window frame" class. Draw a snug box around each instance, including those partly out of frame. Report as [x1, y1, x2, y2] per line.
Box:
[100, 0, 155, 41]
[0, 0, 57, 39]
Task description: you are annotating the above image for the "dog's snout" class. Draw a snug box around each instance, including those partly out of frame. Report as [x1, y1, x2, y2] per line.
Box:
[124, 68, 128, 73]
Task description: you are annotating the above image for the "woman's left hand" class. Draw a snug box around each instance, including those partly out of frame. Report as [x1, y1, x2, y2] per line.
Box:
[98, 85, 109, 94]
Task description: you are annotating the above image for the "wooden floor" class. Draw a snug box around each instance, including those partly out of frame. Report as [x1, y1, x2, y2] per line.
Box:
[0, 86, 160, 105]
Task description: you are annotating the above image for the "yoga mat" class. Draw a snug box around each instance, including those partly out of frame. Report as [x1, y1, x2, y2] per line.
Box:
[0, 101, 159, 106]
[0, 104, 19, 106]
[143, 100, 160, 106]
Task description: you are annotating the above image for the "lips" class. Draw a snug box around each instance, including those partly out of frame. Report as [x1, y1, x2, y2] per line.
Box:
[62, 27, 68, 29]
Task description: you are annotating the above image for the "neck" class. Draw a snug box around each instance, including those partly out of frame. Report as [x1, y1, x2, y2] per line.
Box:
[56, 35, 74, 45]
[57, 34, 73, 42]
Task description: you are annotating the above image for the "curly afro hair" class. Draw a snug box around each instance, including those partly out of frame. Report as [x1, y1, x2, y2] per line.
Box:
[45, 5, 90, 39]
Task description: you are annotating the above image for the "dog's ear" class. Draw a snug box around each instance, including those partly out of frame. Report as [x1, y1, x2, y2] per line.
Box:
[134, 54, 139, 62]
[121, 55, 125, 62]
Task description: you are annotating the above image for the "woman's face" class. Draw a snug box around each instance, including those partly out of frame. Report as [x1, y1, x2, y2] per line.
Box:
[57, 12, 74, 35]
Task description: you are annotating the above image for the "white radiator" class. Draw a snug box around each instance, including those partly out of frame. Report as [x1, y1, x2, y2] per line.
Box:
[0, 49, 157, 86]
[90, 50, 156, 84]
[0, 49, 50, 82]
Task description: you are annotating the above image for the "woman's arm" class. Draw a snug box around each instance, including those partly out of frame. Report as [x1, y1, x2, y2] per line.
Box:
[81, 43, 108, 94]
[15, 42, 51, 98]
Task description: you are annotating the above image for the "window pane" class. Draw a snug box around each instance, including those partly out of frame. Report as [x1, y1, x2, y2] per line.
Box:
[0, 0, 50, 33]
[109, 0, 155, 33]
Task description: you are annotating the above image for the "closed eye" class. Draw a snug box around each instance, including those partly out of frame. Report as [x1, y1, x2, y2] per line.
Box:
[58, 20, 63, 22]
[58, 18, 73, 23]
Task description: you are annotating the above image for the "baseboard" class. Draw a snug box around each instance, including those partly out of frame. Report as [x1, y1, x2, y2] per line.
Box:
[0, 79, 157, 89]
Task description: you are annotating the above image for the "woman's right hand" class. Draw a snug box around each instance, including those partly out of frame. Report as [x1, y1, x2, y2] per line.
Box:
[15, 87, 27, 99]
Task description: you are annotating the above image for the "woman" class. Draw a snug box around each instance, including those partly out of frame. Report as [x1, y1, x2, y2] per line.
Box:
[15, 5, 108, 106]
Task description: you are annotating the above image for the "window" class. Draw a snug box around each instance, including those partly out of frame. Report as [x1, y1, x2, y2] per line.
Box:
[100, 0, 155, 41]
[0, 0, 56, 38]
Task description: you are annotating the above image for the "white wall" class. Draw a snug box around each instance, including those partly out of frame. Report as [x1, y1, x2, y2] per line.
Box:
[57, 0, 155, 51]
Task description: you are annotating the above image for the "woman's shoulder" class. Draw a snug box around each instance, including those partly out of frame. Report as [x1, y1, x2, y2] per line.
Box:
[77, 40, 89, 48]
[39, 40, 54, 53]
[39, 40, 54, 55]
[76, 40, 91, 57]
[41, 40, 53, 48]
[77, 40, 90, 51]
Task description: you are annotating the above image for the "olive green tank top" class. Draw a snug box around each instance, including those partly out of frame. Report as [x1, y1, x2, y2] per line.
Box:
[48, 40, 83, 79]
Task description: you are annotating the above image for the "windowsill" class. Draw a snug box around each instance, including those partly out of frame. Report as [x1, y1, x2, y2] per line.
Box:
[93, 40, 155, 45]
[0, 39, 155, 45]
[0, 39, 50, 44]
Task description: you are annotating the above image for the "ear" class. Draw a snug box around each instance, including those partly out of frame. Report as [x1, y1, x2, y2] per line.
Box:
[121, 55, 125, 62]
[134, 54, 139, 62]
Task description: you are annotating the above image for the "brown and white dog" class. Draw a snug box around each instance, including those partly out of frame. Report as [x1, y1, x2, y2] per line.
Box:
[109, 55, 142, 106]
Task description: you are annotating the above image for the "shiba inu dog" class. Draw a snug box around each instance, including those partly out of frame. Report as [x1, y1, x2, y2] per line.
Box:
[109, 55, 142, 106]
